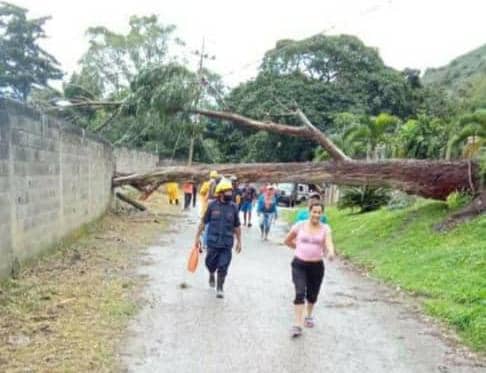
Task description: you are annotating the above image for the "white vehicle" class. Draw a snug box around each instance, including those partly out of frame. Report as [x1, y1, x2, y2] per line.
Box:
[276, 183, 310, 207]
[296, 184, 310, 203]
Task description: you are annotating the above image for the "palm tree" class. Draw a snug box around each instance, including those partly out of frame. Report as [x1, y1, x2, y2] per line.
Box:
[344, 113, 399, 160]
[447, 109, 486, 160]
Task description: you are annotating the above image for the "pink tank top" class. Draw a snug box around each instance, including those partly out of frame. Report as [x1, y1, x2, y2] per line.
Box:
[291, 222, 330, 261]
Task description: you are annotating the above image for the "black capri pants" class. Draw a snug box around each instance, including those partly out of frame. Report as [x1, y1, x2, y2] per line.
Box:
[291, 257, 325, 305]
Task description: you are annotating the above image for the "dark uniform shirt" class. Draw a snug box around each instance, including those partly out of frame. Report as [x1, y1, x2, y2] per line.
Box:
[203, 199, 241, 249]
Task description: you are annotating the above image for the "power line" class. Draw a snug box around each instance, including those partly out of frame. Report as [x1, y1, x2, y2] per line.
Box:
[218, 0, 393, 80]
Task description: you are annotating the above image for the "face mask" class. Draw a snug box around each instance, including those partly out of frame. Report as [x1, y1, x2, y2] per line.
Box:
[223, 194, 232, 202]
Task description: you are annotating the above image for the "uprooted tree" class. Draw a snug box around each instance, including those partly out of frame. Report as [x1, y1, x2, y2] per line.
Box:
[113, 108, 484, 215]
[26, 26, 482, 218]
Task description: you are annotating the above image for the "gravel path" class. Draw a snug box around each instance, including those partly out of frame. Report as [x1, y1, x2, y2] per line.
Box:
[120, 208, 485, 373]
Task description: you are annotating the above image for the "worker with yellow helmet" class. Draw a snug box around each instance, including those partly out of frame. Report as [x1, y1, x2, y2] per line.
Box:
[199, 170, 220, 218]
[194, 177, 242, 299]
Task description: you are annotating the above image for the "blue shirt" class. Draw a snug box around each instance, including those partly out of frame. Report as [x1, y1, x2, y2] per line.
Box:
[295, 208, 329, 224]
[257, 195, 278, 215]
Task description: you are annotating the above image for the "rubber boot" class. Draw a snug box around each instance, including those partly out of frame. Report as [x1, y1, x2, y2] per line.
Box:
[209, 272, 215, 288]
[216, 274, 225, 299]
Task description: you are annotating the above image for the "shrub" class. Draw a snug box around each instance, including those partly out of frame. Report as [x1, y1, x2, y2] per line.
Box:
[446, 191, 473, 210]
[338, 185, 391, 213]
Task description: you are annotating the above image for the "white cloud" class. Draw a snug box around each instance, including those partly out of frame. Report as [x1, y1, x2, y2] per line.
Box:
[8, 0, 486, 87]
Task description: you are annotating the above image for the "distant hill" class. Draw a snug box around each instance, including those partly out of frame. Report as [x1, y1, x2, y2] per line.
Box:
[422, 43, 486, 99]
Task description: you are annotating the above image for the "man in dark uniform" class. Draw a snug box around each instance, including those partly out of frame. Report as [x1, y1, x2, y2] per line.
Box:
[194, 178, 242, 299]
[230, 176, 242, 209]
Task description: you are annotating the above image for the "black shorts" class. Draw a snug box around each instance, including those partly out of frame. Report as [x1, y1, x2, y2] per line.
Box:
[291, 257, 325, 305]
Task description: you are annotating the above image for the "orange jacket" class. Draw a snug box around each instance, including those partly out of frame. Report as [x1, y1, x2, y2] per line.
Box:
[183, 182, 193, 194]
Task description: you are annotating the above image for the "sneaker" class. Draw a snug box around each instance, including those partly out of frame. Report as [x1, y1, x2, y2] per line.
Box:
[248, 223, 252, 227]
[290, 326, 302, 338]
[216, 290, 224, 299]
[209, 273, 215, 288]
[304, 317, 315, 328]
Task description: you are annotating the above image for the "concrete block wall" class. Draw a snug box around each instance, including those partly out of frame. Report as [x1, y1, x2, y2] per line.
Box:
[0, 107, 12, 276]
[0, 99, 157, 278]
[113, 147, 158, 175]
[0, 98, 114, 278]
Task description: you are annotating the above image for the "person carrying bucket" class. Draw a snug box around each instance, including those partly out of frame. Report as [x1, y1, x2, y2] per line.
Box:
[194, 178, 242, 299]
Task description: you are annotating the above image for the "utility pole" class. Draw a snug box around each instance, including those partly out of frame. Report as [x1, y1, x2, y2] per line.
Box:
[188, 38, 212, 166]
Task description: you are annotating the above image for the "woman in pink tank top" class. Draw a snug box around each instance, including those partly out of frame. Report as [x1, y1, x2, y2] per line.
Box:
[284, 202, 336, 338]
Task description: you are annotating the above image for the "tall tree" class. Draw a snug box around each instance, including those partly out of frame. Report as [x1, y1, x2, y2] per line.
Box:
[260, 34, 420, 118]
[0, 2, 63, 101]
[79, 15, 181, 97]
[210, 34, 422, 163]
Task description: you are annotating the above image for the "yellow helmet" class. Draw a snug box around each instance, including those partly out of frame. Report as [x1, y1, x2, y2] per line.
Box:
[210, 170, 219, 179]
[215, 179, 233, 194]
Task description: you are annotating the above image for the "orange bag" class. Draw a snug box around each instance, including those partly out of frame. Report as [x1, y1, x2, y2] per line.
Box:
[187, 243, 201, 273]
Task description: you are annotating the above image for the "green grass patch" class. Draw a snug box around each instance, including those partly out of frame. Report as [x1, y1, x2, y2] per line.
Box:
[285, 201, 486, 351]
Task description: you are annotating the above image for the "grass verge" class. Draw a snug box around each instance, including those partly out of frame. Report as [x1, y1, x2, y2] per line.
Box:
[0, 191, 169, 372]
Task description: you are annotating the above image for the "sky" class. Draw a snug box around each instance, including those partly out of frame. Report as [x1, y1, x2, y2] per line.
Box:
[8, 0, 486, 87]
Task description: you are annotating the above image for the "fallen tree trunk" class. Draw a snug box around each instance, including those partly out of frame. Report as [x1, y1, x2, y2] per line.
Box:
[113, 159, 479, 201]
[55, 98, 482, 207]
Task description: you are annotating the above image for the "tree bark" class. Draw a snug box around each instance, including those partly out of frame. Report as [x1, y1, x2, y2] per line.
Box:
[113, 159, 479, 201]
[192, 108, 350, 161]
[435, 190, 486, 230]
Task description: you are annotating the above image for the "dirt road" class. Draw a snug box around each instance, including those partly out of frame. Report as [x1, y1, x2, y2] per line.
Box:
[120, 208, 485, 373]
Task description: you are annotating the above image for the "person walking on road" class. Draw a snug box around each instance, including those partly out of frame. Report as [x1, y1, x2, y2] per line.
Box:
[199, 171, 222, 248]
[192, 183, 197, 208]
[231, 176, 243, 209]
[240, 183, 257, 227]
[199, 171, 220, 217]
[284, 201, 336, 338]
[194, 178, 242, 299]
[166, 182, 180, 205]
[257, 185, 278, 240]
[182, 181, 194, 210]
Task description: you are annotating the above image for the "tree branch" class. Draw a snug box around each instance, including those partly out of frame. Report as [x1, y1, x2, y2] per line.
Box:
[192, 108, 311, 136]
[295, 108, 350, 161]
[192, 108, 349, 162]
[115, 192, 147, 211]
[61, 100, 124, 108]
